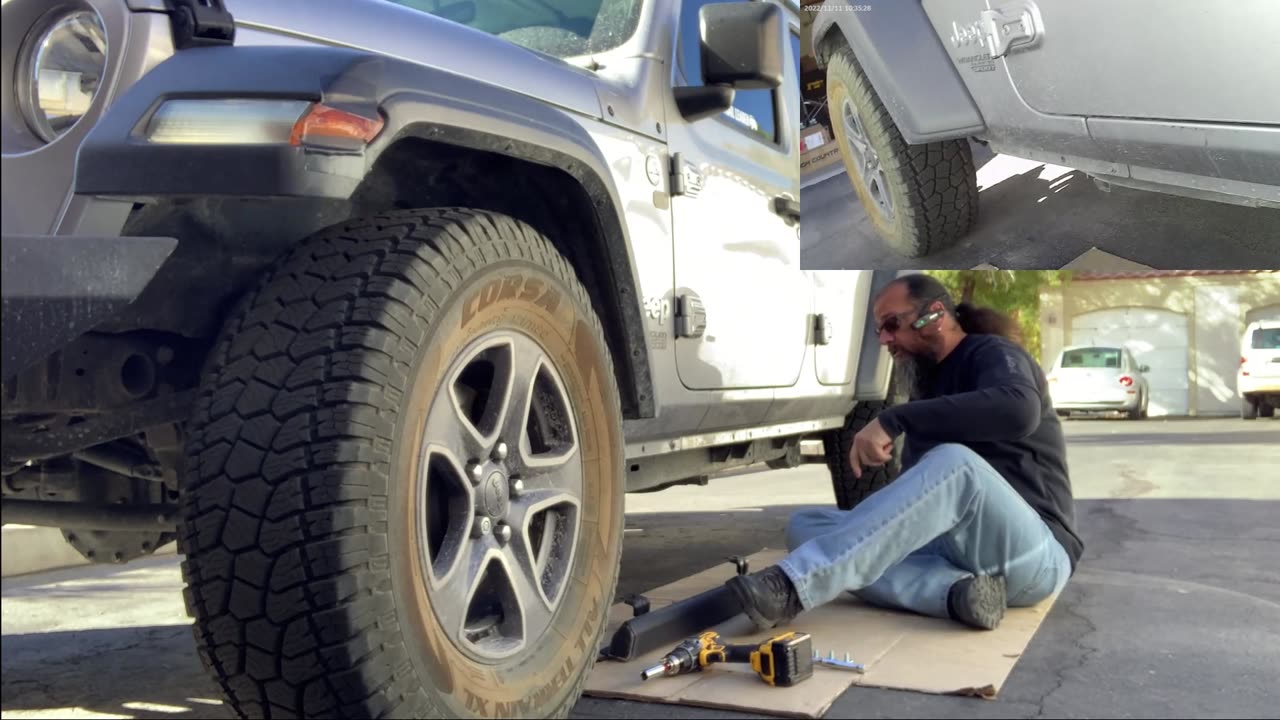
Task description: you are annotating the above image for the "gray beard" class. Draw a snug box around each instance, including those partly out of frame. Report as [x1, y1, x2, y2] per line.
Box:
[893, 352, 938, 400]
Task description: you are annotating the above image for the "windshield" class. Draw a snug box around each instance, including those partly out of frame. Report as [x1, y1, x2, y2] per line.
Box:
[1251, 328, 1280, 349]
[1060, 348, 1122, 369]
[386, 0, 644, 59]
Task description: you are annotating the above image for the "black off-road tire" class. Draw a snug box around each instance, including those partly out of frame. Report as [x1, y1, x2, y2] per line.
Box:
[1242, 397, 1258, 420]
[825, 43, 979, 258]
[179, 208, 626, 719]
[823, 400, 902, 511]
[1261, 403, 1276, 419]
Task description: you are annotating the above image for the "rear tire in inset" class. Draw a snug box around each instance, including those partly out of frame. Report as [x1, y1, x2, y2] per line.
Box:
[824, 43, 979, 258]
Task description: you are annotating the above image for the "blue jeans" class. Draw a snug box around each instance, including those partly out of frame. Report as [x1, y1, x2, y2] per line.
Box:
[778, 443, 1072, 619]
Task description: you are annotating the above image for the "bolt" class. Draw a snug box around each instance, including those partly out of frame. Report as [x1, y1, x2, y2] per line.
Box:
[473, 516, 492, 538]
[492, 442, 508, 462]
[468, 461, 484, 485]
[510, 477, 524, 498]
[495, 522, 512, 546]
[845, 652, 851, 663]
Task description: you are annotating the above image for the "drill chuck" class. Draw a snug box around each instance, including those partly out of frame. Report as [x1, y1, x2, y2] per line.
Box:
[640, 644, 697, 681]
[640, 660, 673, 680]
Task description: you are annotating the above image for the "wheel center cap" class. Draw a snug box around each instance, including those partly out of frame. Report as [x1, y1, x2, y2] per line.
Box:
[479, 470, 510, 519]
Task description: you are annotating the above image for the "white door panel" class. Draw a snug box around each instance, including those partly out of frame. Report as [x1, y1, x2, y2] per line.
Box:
[668, 0, 807, 390]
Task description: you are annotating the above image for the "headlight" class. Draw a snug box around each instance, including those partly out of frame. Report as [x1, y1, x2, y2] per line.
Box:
[21, 9, 108, 143]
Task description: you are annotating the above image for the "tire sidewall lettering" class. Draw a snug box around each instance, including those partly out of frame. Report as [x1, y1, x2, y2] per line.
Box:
[393, 262, 621, 717]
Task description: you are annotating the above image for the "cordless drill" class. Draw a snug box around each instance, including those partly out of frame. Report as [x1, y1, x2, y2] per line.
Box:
[640, 630, 814, 687]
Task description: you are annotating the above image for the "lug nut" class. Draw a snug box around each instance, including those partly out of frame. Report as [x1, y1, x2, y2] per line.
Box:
[472, 516, 492, 538]
[492, 442, 508, 462]
[468, 461, 484, 485]
[510, 477, 524, 498]
[495, 522, 512, 546]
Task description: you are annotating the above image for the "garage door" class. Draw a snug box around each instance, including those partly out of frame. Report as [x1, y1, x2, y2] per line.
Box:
[1070, 308, 1190, 416]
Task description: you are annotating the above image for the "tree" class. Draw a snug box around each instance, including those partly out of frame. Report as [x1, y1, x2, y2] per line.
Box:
[924, 271, 1072, 363]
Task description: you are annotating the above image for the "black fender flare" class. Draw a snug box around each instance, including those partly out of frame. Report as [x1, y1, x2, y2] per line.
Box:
[853, 270, 900, 403]
[812, 2, 985, 144]
[75, 44, 655, 417]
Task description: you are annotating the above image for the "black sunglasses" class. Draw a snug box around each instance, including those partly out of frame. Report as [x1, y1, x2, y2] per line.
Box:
[875, 297, 944, 335]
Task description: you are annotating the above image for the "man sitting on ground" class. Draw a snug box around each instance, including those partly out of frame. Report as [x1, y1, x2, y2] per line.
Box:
[727, 273, 1084, 631]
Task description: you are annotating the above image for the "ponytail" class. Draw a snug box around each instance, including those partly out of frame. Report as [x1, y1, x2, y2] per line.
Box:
[955, 302, 1022, 343]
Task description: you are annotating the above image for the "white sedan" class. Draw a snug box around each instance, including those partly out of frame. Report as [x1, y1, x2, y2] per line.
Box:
[1048, 345, 1150, 420]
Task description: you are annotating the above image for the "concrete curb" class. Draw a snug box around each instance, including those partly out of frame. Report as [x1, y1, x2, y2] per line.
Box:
[1, 525, 177, 578]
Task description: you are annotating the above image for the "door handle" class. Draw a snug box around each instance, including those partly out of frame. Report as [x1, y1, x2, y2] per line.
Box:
[772, 196, 800, 225]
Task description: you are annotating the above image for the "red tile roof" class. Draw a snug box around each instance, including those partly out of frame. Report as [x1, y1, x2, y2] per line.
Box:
[1072, 270, 1277, 281]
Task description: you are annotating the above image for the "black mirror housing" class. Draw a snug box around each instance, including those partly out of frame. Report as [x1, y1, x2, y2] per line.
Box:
[699, 2, 785, 90]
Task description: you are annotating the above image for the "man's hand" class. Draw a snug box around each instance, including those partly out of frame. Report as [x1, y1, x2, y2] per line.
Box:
[849, 417, 894, 479]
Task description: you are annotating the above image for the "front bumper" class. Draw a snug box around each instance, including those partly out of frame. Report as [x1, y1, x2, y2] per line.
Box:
[1, 234, 177, 382]
[1053, 395, 1141, 412]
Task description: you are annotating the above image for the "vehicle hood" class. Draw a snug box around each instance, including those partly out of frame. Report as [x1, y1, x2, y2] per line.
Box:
[224, 0, 606, 121]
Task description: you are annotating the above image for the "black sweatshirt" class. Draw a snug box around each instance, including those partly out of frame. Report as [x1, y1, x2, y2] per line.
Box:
[877, 333, 1084, 572]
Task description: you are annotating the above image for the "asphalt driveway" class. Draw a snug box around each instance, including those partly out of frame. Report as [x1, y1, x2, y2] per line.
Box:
[2, 418, 1277, 719]
[801, 144, 1280, 271]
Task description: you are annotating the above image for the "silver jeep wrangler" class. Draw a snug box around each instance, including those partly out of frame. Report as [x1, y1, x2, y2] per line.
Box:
[1, 0, 897, 716]
[811, 0, 1280, 258]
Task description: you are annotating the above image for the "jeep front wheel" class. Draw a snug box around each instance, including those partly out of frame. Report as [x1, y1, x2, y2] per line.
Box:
[825, 44, 978, 258]
[180, 209, 625, 718]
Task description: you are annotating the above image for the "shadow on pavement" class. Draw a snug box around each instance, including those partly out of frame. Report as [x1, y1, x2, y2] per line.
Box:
[0, 624, 229, 719]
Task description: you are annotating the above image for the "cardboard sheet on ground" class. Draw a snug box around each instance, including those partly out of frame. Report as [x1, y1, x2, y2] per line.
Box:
[584, 550, 1058, 718]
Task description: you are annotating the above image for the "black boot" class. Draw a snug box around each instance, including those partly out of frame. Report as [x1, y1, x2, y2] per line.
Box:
[726, 566, 805, 631]
[948, 575, 1007, 630]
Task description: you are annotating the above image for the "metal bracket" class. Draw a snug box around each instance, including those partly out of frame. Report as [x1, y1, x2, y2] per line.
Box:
[726, 555, 750, 576]
[675, 294, 707, 339]
[624, 594, 651, 617]
[814, 314, 832, 345]
[981, 4, 1042, 59]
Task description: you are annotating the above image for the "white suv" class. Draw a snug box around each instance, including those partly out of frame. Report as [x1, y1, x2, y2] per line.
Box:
[1239, 319, 1280, 419]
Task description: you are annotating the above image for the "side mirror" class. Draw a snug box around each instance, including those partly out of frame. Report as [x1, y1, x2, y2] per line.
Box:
[675, 2, 785, 122]
[1139, 364, 1151, 373]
